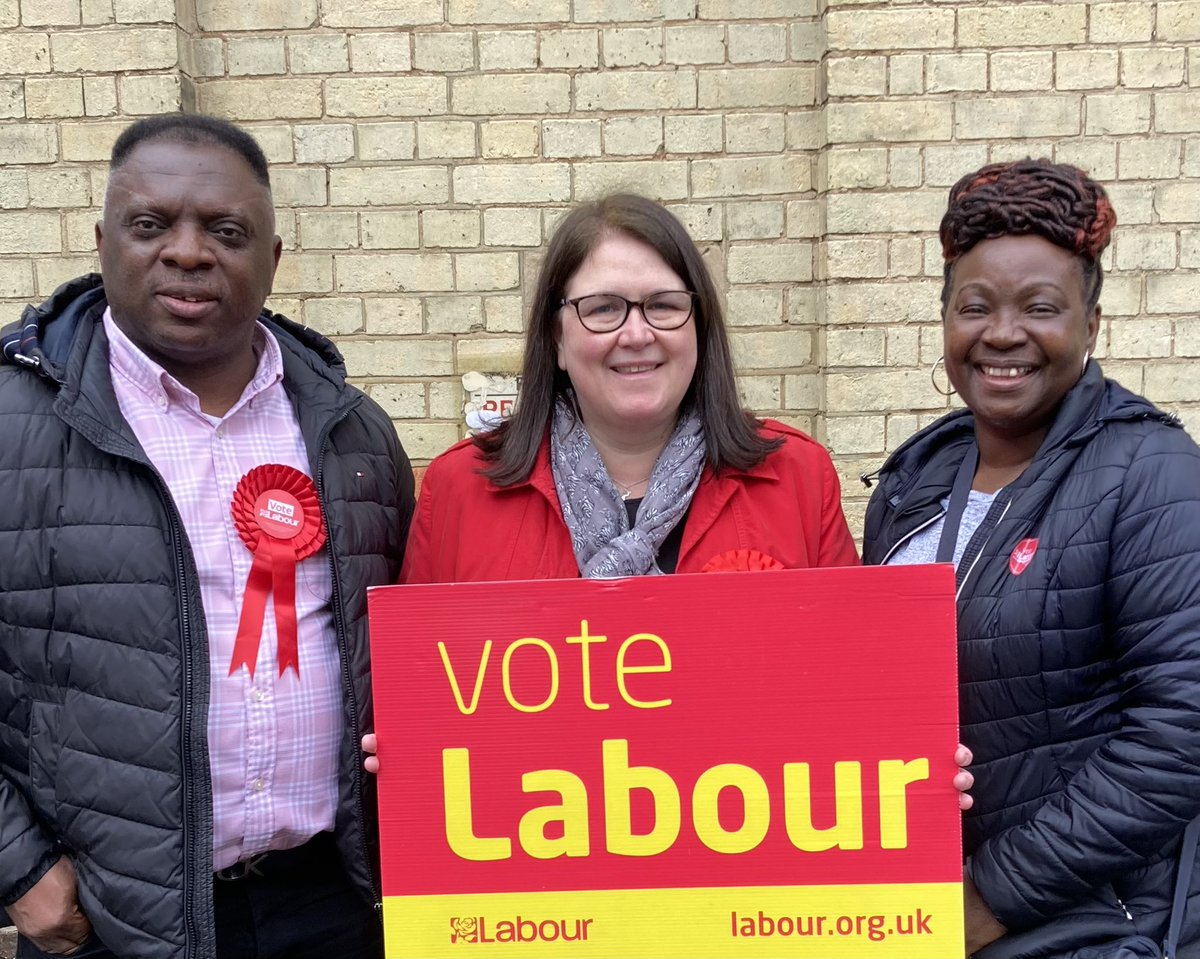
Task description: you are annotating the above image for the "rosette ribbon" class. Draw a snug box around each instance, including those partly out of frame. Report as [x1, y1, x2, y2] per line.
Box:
[230, 464, 326, 679]
[700, 548, 785, 573]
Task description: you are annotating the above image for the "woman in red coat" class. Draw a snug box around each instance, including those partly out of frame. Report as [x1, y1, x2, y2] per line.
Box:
[375, 193, 972, 804]
[402, 194, 859, 583]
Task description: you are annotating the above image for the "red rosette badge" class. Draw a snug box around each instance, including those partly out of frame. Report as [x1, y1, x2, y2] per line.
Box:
[230, 465, 326, 679]
[701, 548, 785, 573]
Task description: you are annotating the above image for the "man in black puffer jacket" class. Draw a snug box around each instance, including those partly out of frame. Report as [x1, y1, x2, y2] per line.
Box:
[0, 115, 413, 958]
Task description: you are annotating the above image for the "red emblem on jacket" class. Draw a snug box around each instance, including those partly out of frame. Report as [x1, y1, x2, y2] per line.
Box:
[1009, 538, 1038, 576]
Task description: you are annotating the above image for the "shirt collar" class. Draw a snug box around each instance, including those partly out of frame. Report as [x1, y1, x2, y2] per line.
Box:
[103, 307, 284, 416]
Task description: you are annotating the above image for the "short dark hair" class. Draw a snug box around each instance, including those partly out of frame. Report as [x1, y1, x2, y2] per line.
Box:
[110, 113, 271, 187]
[939, 158, 1116, 312]
[477, 193, 780, 485]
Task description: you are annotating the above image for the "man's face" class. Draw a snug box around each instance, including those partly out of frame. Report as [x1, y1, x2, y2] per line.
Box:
[96, 138, 281, 380]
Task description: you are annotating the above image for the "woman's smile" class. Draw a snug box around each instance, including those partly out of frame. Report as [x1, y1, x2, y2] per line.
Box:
[611, 361, 662, 375]
[978, 363, 1034, 379]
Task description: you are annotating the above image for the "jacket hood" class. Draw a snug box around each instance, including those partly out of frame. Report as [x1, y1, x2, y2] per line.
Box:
[872, 361, 1180, 500]
[1, 274, 107, 379]
[1, 273, 349, 388]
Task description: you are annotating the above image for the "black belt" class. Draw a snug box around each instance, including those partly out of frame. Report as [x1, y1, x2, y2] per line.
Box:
[214, 831, 337, 882]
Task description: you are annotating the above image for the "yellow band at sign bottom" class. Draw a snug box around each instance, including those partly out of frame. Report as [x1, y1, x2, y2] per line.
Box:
[384, 882, 964, 959]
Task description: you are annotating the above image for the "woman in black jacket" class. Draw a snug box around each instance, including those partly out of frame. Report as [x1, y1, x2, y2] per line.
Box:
[863, 159, 1200, 959]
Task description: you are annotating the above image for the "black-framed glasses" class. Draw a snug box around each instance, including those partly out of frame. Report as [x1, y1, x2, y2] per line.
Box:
[560, 291, 698, 333]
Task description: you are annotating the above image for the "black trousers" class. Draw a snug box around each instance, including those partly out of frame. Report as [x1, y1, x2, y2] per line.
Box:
[18, 834, 383, 959]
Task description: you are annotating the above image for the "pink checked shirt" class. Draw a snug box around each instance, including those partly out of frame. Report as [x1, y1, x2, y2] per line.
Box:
[103, 309, 342, 871]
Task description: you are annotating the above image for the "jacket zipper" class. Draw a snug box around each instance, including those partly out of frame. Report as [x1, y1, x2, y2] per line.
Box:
[153, 475, 205, 959]
[953, 498, 1013, 600]
[313, 403, 381, 909]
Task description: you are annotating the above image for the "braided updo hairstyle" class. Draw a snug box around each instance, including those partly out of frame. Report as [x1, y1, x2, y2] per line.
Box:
[939, 158, 1116, 311]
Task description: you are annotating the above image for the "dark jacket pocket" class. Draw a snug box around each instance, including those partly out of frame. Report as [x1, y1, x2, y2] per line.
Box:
[27, 700, 61, 827]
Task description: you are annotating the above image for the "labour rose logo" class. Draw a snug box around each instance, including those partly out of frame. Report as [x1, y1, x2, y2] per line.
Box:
[450, 917, 479, 944]
[1009, 538, 1039, 576]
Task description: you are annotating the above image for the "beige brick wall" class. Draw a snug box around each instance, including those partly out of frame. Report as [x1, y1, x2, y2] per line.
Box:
[819, 0, 1200, 532]
[1, 0, 1197, 535]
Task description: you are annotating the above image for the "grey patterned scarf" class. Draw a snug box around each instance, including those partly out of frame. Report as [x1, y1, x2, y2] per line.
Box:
[550, 395, 706, 577]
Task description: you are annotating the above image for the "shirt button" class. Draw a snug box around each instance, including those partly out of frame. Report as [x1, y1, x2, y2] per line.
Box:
[253, 689, 266, 703]
[252, 778, 265, 793]
[156, 394, 167, 409]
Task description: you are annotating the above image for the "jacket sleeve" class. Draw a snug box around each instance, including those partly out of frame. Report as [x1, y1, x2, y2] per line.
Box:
[399, 456, 439, 585]
[818, 451, 861, 568]
[969, 426, 1200, 929]
[0, 775, 59, 907]
[391, 427, 416, 566]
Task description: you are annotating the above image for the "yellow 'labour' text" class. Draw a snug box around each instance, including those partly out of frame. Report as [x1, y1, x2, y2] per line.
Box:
[442, 739, 929, 861]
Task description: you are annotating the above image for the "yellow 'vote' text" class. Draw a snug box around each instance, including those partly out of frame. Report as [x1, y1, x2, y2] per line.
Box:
[438, 619, 671, 715]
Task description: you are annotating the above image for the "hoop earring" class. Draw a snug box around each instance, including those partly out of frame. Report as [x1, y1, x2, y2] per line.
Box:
[931, 355, 956, 396]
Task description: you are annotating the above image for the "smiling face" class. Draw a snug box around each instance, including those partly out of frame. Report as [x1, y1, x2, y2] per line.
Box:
[944, 233, 1099, 449]
[556, 231, 698, 450]
[96, 138, 281, 386]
